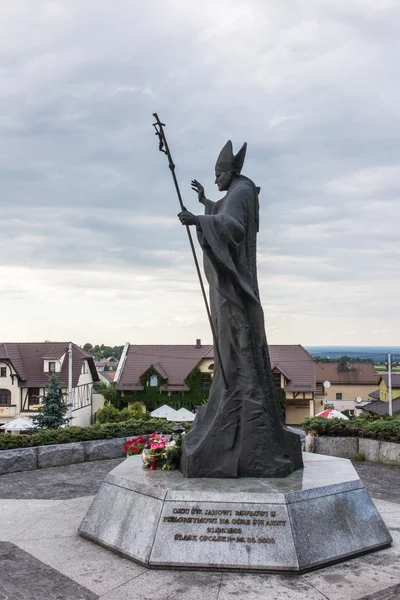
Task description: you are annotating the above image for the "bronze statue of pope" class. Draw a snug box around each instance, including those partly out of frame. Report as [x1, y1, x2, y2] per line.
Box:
[178, 141, 303, 478]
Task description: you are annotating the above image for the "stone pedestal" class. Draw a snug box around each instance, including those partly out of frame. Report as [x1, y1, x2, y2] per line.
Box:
[79, 453, 391, 573]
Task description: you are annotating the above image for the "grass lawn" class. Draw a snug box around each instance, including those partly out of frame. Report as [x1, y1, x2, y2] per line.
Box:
[375, 365, 400, 373]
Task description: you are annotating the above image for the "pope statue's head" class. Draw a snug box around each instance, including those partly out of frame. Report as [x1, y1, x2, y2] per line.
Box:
[214, 140, 247, 191]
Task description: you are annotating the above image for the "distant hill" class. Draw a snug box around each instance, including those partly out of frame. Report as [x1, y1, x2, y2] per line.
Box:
[306, 346, 400, 365]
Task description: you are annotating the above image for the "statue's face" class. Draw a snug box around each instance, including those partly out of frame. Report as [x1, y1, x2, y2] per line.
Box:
[215, 170, 232, 192]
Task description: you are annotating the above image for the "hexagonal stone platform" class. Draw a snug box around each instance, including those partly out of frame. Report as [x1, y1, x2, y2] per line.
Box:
[79, 453, 392, 573]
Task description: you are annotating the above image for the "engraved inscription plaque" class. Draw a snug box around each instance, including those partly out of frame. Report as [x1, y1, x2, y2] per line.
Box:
[151, 501, 297, 570]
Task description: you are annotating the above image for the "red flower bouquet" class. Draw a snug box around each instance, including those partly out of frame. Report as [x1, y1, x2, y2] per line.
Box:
[124, 431, 183, 470]
[124, 435, 147, 456]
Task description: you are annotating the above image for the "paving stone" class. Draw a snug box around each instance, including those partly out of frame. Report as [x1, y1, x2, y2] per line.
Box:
[0, 499, 63, 542]
[16, 534, 146, 596]
[218, 572, 327, 600]
[15, 497, 93, 541]
[352, 461, 400, 504]
[304, 550, 400, 600]
[357, 582, 400, 599]
[0, 542, 97, 600]
[0, 458, 124, 500]
[99, 570, 222, 600]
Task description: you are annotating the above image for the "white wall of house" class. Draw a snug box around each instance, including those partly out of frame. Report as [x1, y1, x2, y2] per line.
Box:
[70, 403, 92, 427]
[0, 358, 96, 428]
[71, 360, 94, 420]
[43, 359, 62, 373]
[98, 372, 112, 385]
[93, 393, 105, 414]
[198, 358, 214, 373]
[0, 361, 19, 421]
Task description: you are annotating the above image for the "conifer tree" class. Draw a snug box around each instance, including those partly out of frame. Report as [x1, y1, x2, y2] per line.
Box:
[31, 374, 70, 429]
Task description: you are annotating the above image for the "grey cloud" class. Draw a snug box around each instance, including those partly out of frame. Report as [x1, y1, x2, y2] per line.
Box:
[1, 0, 399, 343]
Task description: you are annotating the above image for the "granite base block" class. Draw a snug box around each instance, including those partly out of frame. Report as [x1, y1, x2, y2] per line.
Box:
[359, 438, 381, 463]
[379, 441, 400, 466]
[83, 439, 126, 461]
[314, 436, 358, 458]
[0, 447, 38, 475]
[38, 443, 85, 468]
[79, 453, 392, 573]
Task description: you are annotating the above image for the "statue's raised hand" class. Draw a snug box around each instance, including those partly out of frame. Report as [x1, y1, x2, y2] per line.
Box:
[191, 180, 205, 204]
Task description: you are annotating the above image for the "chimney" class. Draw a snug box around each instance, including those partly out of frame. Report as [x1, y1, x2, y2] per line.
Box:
[196, 339, 202, 349]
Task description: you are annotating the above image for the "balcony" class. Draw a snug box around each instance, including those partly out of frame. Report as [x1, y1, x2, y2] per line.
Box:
[0, 404, 17, 418]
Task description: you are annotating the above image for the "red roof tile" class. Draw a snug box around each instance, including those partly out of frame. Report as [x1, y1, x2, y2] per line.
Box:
[116, 344, 213, 391]
[381, 374, 400, 388]
[269, 345, 316, 392]
[0, 342, 98, 387]
[362, 397, 400, 415]
[116, 343, 316, 393]
[316, 362, 380, 386]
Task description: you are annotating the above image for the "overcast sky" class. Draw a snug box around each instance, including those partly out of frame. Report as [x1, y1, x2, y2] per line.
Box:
[1, 0, 399, 347]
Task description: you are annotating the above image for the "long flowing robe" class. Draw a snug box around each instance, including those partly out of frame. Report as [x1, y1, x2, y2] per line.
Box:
[180, 175, 303, 478]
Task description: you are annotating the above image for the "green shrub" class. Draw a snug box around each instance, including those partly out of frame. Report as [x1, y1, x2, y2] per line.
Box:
[0, 418, 191, 451]
[95, 405, 121, 424]
[128, 402, 146, 417]
[303, 416, 400, 443]
[96, 403, 150, 424]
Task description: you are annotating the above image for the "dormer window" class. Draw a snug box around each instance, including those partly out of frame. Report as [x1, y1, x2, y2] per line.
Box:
[273, 372, 282, 388]
[49, 361, 56, 373]
[149, 374, 158, 387]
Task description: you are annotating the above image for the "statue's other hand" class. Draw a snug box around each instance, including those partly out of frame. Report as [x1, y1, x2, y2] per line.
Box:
[178, 209, 198, 227]
[191, 179, 205, 204]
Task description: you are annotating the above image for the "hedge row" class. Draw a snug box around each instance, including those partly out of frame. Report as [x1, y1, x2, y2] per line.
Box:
[0, 418, 190, 451]
[303, 416, 400, 443]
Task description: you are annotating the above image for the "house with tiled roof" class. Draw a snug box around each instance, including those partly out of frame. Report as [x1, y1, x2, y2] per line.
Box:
[94, 357, 118, 372]
[361, 374, 400, 416]
[98, 371, 116, 386]
[378, 374, 400, 403]
[115, 341, 316, 424]
[269, 345, 317, 424]
[0, 342, 99, 427]
[315, 362, 381, 415]
[115, 339, 213, 410]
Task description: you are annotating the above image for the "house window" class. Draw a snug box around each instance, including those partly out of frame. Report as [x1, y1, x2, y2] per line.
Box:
[201, 373, 211, 389]
[336, 393, 343, 400]
[273, 372, 281, 388]
[81, 362, 87, 374]
[149, 375, 158, 387]
[0, 367, 6, 377]
[28, 388, 40, 407]
[49, 362, 56, 373]
[0, 389, 11, 405]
